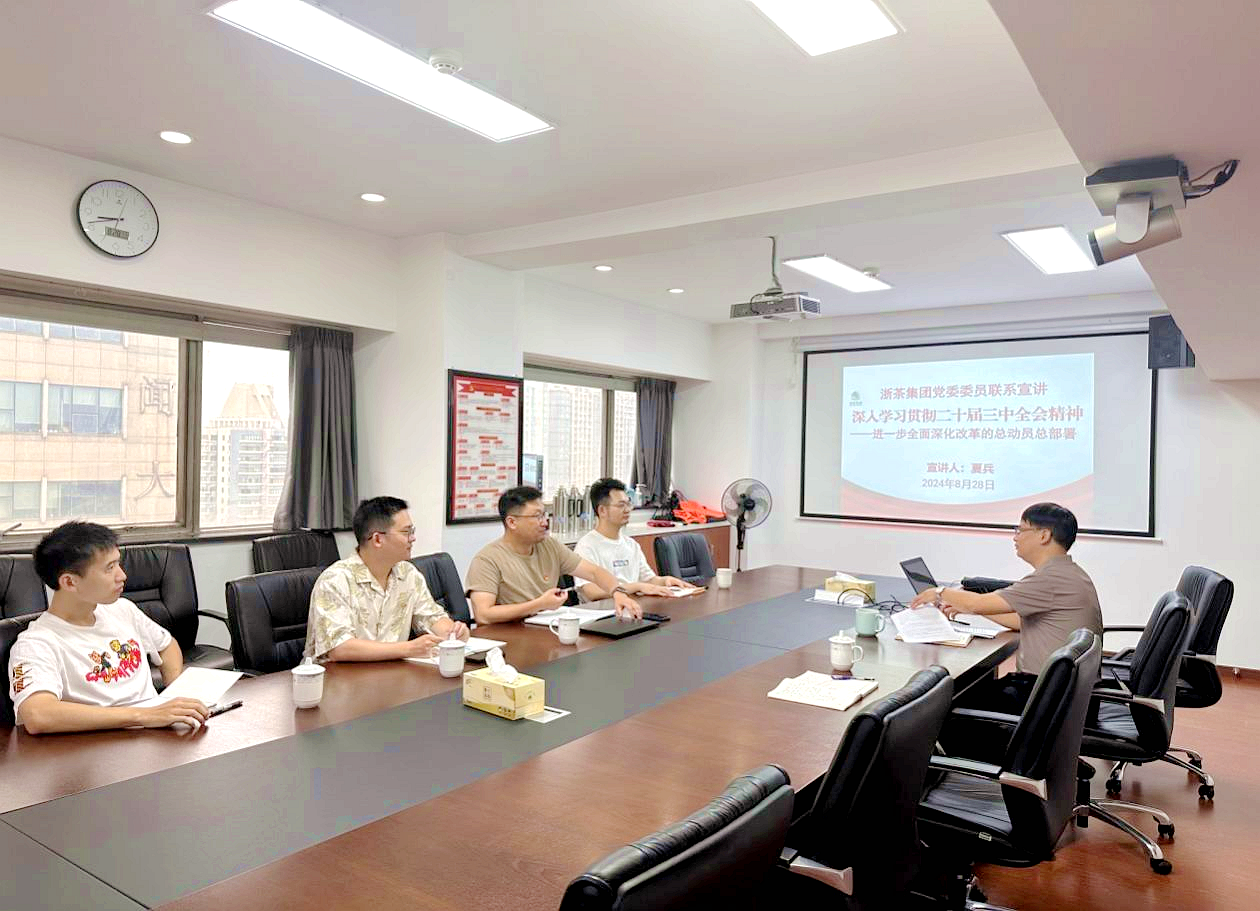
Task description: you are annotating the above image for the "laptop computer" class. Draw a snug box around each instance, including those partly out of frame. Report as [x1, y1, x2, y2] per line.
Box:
[899, 557, 938, 594]
[580, 616, 661, 638]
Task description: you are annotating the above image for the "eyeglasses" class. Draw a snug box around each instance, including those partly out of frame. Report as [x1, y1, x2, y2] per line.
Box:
[1013, 526, 1040, 536]
[510, 511, 551, 522]
[376, 526, 416, 538]
[606, 501, 633, 511]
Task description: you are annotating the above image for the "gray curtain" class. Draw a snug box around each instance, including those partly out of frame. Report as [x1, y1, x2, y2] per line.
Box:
[273, 326, 357, 531]
[630, 377, 675, 505]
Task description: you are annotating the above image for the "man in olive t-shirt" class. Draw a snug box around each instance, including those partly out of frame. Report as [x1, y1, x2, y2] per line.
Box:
[465, 486, 642, 626]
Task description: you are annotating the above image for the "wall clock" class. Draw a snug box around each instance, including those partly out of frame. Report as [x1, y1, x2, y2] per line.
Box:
[77, 180, 159, 258]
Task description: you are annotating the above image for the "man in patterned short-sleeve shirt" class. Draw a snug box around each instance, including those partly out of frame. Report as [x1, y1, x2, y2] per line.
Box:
[304, 497, 469, 661]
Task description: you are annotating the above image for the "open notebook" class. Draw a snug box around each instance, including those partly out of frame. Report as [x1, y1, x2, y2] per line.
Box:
[768, 671, 878, 712]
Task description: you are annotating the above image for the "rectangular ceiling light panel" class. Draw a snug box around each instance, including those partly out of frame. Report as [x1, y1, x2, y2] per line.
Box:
[749, 0, 900, 56]
[1001, 226, 1096, 274]
[783, 255, 891, 292]
[210, 0, 552, 141]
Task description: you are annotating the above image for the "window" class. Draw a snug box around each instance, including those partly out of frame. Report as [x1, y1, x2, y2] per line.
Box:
[0, 317, 42, 335]
[47, 481, 123, 520]
[0, 482, 41, 521]
[0, 381, 42, 433]
[47, 385, 123, 435]
[522, 370, 637, 501]
[199, 341, 291, 529]
[48, 323, 123, 343]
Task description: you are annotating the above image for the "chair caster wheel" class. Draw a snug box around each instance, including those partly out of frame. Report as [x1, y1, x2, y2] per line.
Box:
[1105, 778, 1122, 795]
[1075, 813, 1089, 828]
[1199, 784, 1215, 800]
[1190, 757, 1203, 769]
[968, 884, 988, 902]
[1157, 823, 1175, 839]
[1150, 858, 1172, 875]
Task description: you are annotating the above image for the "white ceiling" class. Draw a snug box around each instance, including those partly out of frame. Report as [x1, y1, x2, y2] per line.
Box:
[0, 0, 1057, 237]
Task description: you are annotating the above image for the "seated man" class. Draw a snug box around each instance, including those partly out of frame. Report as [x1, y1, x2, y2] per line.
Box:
[304, 496, 469, 661]
[573, 478, 698, 600]
[909, 501, 1103, 711]
[8, 522, 210, 734]
[466, 486, 642, 625]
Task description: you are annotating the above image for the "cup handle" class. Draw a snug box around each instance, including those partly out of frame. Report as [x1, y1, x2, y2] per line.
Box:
[876, 616, 886, 633]
[852, 644, 863, 662]
[549, 618, 561, 635]
[428, 645, 441, 660]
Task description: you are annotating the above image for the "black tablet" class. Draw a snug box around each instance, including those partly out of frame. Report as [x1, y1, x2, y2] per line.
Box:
[580, 617, 661, 638]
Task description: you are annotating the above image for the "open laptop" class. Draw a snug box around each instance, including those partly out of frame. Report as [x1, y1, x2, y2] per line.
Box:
[899, 557, 939, 594]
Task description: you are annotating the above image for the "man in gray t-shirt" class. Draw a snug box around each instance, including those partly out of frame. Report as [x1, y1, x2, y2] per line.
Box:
[909, 502, 1103, 674]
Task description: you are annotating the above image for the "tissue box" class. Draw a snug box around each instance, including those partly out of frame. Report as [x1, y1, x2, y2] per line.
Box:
[824, 574, 877, 601]
[462, 667, 545, 720]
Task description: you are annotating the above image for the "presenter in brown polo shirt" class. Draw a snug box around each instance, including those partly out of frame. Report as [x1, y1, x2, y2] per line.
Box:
[909, 502, 1103, 710]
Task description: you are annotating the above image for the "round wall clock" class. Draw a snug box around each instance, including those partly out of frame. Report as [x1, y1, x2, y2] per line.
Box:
[77, 180, 159, 258]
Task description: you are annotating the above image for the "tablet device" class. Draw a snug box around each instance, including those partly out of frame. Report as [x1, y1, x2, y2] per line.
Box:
[580, 617, 661, 638]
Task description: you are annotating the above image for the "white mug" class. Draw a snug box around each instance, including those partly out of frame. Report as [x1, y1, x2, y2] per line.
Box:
[291, 661, 326, 708]
[549, 610, 581, 644]
[432, 639, 466, 677]
[829, 635, 864, 672]
[715, 568, 734, 589]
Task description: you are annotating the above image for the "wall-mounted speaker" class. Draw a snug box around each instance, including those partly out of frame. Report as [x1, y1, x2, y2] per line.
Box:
[1148, 315, 1195, 369]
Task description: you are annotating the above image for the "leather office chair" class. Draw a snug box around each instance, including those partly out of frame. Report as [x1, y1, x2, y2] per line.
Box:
[251, 530, 340, 574]
[410, 552, 473, 624]
[653, 533, 715, 586]
[0, 554, 47, 619]
[1076, 591, 1192, 874]
[1101, 565, 1232, 799]
[559, 764, 794, 911]
[915, 629, 1101, 908]
[778, 666, 954, 910]
[0, 613, 40, 727]
[119, 544, 234, 685]
[225, 566, 323, 674]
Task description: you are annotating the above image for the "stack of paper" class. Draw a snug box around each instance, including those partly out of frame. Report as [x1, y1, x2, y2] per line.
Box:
[890, 607, 973, 646]
[524, 606, 615, 626]
[663, 586, 705, 598]
[768, 671, 878, 712]
[950, 613, 1007, 638]
[139, 667, 242, 707]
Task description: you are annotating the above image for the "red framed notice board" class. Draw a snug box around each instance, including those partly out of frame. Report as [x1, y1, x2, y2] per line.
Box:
[447, 370, 524, 524]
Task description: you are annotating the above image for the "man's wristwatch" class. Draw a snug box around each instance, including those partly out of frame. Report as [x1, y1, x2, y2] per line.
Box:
[612, 585, 628, 596]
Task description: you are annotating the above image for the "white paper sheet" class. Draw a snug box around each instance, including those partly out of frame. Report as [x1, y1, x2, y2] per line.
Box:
[767, 671, 878, 712]
[138, 667, 242, 708]
[404, 637, 508, 666]
[663, 586, 705, 598]
[950, 613, 1007, 638]
[524, 606, 615, 626]
[890, 606, 965, 644]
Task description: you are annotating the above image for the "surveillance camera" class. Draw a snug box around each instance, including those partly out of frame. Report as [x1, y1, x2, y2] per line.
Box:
[1087, 205, 1181, 266]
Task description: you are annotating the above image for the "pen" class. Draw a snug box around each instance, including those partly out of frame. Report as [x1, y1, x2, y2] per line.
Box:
[951, 619, 971, 626]
[207, 700, 244, 718]
[832, 675, 877, 681]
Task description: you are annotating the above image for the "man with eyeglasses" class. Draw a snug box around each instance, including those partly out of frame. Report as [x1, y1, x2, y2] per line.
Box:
[304, 496, 469, 661]
[572, 478, 698, 600]
[908, 502, 1102, 712]
[466, 486, 642, 625]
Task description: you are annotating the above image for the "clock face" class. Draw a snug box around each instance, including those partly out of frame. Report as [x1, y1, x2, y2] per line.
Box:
[77, 180, 159, 258]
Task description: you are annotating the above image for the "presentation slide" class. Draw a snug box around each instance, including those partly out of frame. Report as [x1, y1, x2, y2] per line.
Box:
[839, 354, 1094, 525]
[800, 332, 1155, 535]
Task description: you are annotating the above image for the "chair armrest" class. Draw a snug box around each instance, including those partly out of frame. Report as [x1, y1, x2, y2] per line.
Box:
[1100, 657, 1132, 669]
[1090, 689, 1165, 716]
[928, 756, 1048, 799]
[949, 707, 1022, 727]
[197, 609, 230, 628]
[1102, 625, 1145, 633]
[778, 848, 853, 895]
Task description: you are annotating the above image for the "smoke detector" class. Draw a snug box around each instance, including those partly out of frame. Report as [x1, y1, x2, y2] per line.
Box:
[428, 49, 463, 75]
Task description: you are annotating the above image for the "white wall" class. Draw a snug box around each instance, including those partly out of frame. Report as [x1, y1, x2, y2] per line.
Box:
[0, 134, 400, 331]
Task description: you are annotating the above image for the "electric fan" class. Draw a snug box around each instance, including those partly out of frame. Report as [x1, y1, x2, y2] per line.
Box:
[721, 479, 772, 572]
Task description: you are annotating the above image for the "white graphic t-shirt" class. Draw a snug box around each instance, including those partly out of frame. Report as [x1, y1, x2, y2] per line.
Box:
[573, 530, 656, 591]
[8, 598, 172, 722]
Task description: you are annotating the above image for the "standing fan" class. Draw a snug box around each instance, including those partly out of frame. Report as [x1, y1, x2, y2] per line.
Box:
[721, 479, 772, 572]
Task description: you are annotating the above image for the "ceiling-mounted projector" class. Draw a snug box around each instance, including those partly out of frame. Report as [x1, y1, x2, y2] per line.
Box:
[1084, 156, 1238, 265]
[730, 236, 821, 321]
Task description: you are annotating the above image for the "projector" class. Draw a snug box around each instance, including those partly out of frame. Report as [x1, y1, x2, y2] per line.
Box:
[730, 290, 821, 321]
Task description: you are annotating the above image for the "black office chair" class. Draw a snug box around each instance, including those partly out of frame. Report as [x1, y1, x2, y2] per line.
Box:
[778, 666, 954, 910]
[653, 533, 715, 586]
[410, 552, 474, 623]
[119, 544, 234, 684]
[915, 629, 1102, 908]
[1075, 591, 1192, 874]
[251, 530, 340, 574]
[225, 566, 324, 674]
[1101, 565, 1233, 799]
[1, 613, 40, 726]
[0, 554, 47, 619]
[559, 764, 794, 911]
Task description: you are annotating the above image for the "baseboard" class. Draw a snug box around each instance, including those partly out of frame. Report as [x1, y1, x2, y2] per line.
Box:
[1222, 665, 1260, 681]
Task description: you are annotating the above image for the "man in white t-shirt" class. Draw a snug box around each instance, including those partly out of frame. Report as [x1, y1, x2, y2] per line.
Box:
[7, 522, 210, 734]
[573, 478, 698, 600]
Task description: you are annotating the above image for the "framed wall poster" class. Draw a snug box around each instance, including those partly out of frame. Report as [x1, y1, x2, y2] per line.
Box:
[447, 370, 524, 524]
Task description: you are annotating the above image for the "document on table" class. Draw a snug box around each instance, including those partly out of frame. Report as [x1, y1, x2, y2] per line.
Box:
[404, 637, 508, 665]
[664, 586, 705, 598]
[768, 671, 878, 712]
[524, 606, 615, 626]
[950, 613, 1007, 638]
[891, 606, 967, 644]
[138, 667, 242, 707]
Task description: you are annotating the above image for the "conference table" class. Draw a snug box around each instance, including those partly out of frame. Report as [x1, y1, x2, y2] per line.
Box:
[0, 565, 1017, 910]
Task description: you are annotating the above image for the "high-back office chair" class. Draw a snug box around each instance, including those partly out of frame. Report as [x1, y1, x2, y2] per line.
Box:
[653, 533, 715, 586]
[559, 764, 794, 911]
[0, 554, 47, 619]
[410, 553, 473, 624]
[120, 544, 234, 682]
[225, 566, 324, 674]
[1077, 591, 1192, 874]
[251, 530, 340, 574]
[779, 666, 953, 910]
[0, 613, 40, 726]
[1102, 565, 1233, 799]
[916, 629, 1101, 907]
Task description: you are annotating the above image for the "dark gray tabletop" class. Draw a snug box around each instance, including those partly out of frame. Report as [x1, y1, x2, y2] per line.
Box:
[0, 820, 142, 910]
